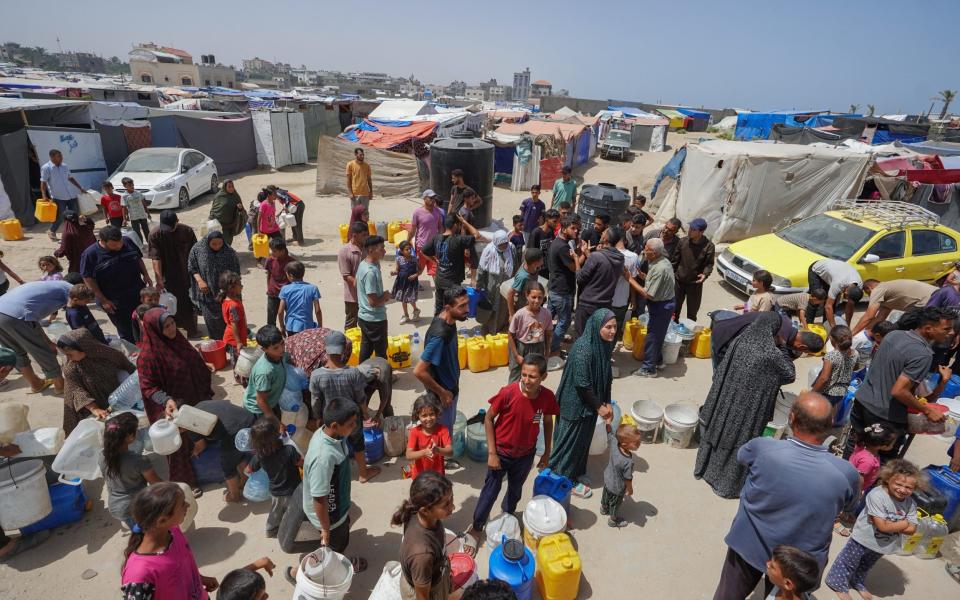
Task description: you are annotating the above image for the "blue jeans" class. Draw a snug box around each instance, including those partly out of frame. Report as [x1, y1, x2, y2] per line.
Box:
[50, 198, 78, 233]
[437, 392, 459, 433]
[549, 294, 573, 352]
[642, 298, 675, 372]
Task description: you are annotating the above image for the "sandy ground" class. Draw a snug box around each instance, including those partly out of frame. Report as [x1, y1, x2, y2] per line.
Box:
[0, 132, 957, 599]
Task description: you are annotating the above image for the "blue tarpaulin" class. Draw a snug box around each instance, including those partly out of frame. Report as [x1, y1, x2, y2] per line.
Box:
[607, 106, 659, 118]
[677, 108, 710, 120]
[494, 145, 514, 174]
[735, 110, 825, 140]
[650, 146, 687, 199]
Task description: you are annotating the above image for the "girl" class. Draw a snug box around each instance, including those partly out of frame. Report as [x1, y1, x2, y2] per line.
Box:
[391, 241, 420, 324]
[121, 483, 219, 600]
[0, 250, 24, 296]
[390, 471, 454, 600]
[218, 271, 247, 363]
[257, 188, 282, 243]
[507, 281, 553, 383]
[825, 459, 923, 600]
[38, 255, 64, 281]
[835, 423, 897, 536]
[101, 412, 161, 526]
[245, 415, 302, 535]
[734, 269, 774, 312]
[406, 395, 453, 479]
[812, 325, 857, 416]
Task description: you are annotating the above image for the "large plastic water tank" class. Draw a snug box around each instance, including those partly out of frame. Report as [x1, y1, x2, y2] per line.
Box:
[577, 183, 631, 229]
[430, 135, 494, 228]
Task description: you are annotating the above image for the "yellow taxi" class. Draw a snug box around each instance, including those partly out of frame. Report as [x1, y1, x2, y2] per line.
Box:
[715, 200, 960, 295]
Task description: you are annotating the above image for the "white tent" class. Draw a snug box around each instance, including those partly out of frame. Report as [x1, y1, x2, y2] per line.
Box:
[252, 110, 308, 169]
[655, 140, 872, 242]
[368, 100, 437, 120]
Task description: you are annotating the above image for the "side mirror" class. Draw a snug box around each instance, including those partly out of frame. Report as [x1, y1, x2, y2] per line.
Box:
[181, 165, 189, 174]
[860, 253, 879, 264]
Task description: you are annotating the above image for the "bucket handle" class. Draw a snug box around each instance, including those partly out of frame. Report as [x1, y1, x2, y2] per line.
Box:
[58, 474, 83, 486]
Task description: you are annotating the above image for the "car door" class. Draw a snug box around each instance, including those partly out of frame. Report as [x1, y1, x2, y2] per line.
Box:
[852, 230, 906, 282]
[907, 228, 960, 282]
[185, 152, 206, 195]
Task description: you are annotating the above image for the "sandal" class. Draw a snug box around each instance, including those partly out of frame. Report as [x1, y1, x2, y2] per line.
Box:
[571, 483, 593, 499]
[192, 487, 204, 499]
[27, 379, 54, 394]
[833, 522, 851, 537]
[461, 530, 480, 558]
[359, 466, 381, 483]
[284, 566, 297, 585]
[947, 563, 960, 584]
[349, 556, 367, 574]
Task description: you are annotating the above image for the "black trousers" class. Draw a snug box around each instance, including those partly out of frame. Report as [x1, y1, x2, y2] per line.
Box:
[471, 452, 536, 531]
[288, 202, 305, 245]
[107, 292, 142, 343]
[574, 301, 608, 338]
[359, 318, 388, 362]
[266, 295, 281, 329]
[674, 281, 704, 321]
[713, 547, 773, 600]
[843, 401, 906, 461]
[130, 219, 150, 246]
[277, 482, 351, 554]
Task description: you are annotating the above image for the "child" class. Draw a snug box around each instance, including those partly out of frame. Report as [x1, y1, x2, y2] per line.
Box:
[601, 413, 642, 528]
[277, 260, 322, 336]
[812, 325, 857, 411]
[131, 286, 161, 344]
[391, 471, 455, 599]
[508, 282, 553, 383]
[246, 415, 302, 538]
[121, 177, 150, 245]
[217, 558, 275, 600]
[466, 354, 557, 549]
[101, 181, 124, 227]
[836, 423, 898, 536]
[406, 395, 453, 479]
[508, 248, 544, 316]
[263, 237, 293, 328]
[38, 255, 63, 281]
[825, 459, 923, 599]
[100, 412, 161, 526]
[218, 271, 247, 362]
[65, 283, 108, 344]
[121, 483, 219, 598]
[391, 240, 420, 325]
[243, 325, 288, 417]
[509, 215, 525, 253]
[0, 250, 24, 297]
[735, 269, 774, 312]
[458, 189, 481, 225]
[519, 184, 545, 243]
[765, 545, 819, 600]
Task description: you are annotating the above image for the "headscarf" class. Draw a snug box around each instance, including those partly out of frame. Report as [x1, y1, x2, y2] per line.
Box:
[187, 231, 240, 306]
[208, 180, 242, 227]
[285, 327, 353, 376]
[55, 210, 96, 272]
[349, 205, 368, 228]
[137, 308, 212, 411]
[477, 230, 514, 276]
[555, 309, 616, 420]
[59, 328, 134, 413]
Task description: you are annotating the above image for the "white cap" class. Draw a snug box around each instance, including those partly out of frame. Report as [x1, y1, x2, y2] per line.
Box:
[421, 189, 439, 199]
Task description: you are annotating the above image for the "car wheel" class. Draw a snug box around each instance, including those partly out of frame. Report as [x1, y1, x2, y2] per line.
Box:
[178, 187, 190, 209]
[209, 173, 218, 194]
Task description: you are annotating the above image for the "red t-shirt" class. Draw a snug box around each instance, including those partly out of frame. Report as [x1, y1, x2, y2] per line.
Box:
[221, 297, 247, 349]
[101, 193, 123, 218]
[488, 383, 559, 458]
[407, 424, 451, 478]
[264, 254, 294, 298]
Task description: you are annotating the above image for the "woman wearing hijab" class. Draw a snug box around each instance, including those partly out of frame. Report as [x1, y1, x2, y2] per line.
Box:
[274, 186, 305, 246]
[208, 180, 246, 246]
[137, 307, 214, 492]
[187, 230, 240, 340]
[475, 230, 516, 335]
[53, 211, 96, 273]
[694, 311, 796, 498]
[148, 210, 199, 337]
[57, 328, 135, 435]
[349, 205, 369, 230]
[547, 309, 617, 498]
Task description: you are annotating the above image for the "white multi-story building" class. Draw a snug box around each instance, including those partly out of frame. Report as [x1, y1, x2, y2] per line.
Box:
[513, 67, 531, 100]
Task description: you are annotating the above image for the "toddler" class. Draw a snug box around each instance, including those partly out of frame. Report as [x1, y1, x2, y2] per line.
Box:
[246, 415, 302, 535]
[391, 241, 420, 324]
[131, 286, 160, 344]
[218, 271, 247, 362]
[765, 545, 819, 600]
[507, 281, 553, 383]
[65, 283, 107, 344]
[601, 413, 642, 527]
[100, 412, 160, 526]
[405, 395, 453, 479]
[812, 325, 857, 412]
[38, 255, 63, 281]
[735, 269, 774, 312]
[277, 260, 321, 336]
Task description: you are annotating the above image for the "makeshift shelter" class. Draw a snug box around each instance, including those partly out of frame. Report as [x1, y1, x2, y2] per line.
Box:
[831, 117, 929, 145]
[657, 109, 691, 131]
[495, 120, 592, 169]
[630, 117, 669, 152]
[316, 137, 424, 197]
[251, 110, 308, 169]
[712, 115, 738, 133]
[484, 131, 543, 191]
[769, 124, 845, 145]
[735, 111, 825, 140]
[368, 100, 437, 120]
[904, 140, 960, 157]
[653, 140, 872, 242]
[339, 119, 437, 151]
[676, 108, 710, 132]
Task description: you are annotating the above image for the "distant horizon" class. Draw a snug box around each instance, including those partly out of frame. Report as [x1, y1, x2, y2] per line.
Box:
[2, 0, 957, 116]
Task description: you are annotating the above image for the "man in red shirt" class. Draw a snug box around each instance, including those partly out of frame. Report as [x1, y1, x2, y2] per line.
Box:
[465, 353, 558, 550]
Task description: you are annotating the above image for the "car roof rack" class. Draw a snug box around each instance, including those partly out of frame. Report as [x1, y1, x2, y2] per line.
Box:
[831, 199, 939, 228]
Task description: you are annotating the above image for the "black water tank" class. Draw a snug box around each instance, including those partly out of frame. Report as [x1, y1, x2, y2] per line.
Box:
[578, 183, 631, 226]
[430, 136, 494, 228]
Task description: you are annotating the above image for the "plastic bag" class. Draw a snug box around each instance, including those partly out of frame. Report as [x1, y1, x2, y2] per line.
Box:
[285, 364, 309, 391]
[243, 468, 271, 502]
[51, 418, 104, 481]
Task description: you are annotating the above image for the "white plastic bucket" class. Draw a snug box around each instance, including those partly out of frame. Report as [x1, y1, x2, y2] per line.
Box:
[148, 419, 182, 456]
[631, 400, 663, 444]
[661, 332, 683, 365]
[294, 547, 354, 600]
[522, 495, 567, 543]
[174, 481, 199, 531]
[235, 347, 262, 378]
[0, 459, 53, 529]
[382, 416, 408, 457]
[369, 561, 402, 600]
[485, 512, 521, 550]
[662, 403, 698, 449]
[13, 427, 65, 457]
[0, 403, 30, 444]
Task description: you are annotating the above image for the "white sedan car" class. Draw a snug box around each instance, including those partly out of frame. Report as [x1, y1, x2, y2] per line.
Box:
[108, 148, 218, 210]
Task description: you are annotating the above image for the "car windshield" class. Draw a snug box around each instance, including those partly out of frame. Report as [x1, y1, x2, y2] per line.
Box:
[118, 152, 179, 173]
[608, 131, 630, 142]
[776, 214, 875, 261]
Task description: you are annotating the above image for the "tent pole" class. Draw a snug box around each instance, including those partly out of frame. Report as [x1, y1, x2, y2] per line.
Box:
[20, 110, 29, 127]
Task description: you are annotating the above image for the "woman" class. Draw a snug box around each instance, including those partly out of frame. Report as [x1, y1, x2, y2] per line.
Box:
[53, 210, 96, 273]
[694, 311, 796, 498]
[148, 210, 199, 337]
[58, 329, 136, 435]
[391, 471, 454, 600]
[138, 308, 213, 492]
[187, 230, 240, 341]
[275, 186, 305, 246]
[475, 230, 516, 335]
[208, 180, 246, 246]
[285, 327, 349, 377]
[547, 309, 616, 498]
[348, 205, 369, 230]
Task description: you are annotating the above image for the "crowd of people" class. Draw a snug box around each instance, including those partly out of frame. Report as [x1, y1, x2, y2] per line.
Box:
[0, 156, 958, 600]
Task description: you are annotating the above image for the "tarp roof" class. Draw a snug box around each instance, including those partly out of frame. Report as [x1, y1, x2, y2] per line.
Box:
[0, 97, 89, 113]
[339, 118, 437, 148]
[368, 100, 437, 120]
[607, 106, 659, 118]
[677, 108, 710, 120]
[904, 141, 960, 157]
[657, 108, 691, 120]
[495, 120, 586, 141]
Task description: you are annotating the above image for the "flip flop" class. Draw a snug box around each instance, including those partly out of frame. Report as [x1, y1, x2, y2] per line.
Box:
[833, 522, 851, 537]
[27, 379, 54, 394]
[571, 483, 593, 499]
[284, 566, 297, 585]
[349, 556, 367, 574]
[460, 530, 480, 558]
[947, 563, 960, 584]
[359, 466, 381, 483]
[0, 530, 50, 562]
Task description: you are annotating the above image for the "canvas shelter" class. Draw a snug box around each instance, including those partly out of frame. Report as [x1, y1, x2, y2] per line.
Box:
[368, 100, 437, 121]
[251, 110, 308, 169]
[657, 109, 692, 131]
[315, 136, 424, 197]
[831, 116, 929, 145]
[339, 119, 438, 150]
[769, 124, 845, 145]
[496, 119, 592, 169]
[735, 110, 826, 140]
[676, 108, 711, 132]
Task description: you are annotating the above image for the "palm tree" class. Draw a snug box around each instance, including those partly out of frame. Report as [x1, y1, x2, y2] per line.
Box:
[936, 90, 957, 119]
[849, 104, 860, 114]
[867, 104, 876, 117]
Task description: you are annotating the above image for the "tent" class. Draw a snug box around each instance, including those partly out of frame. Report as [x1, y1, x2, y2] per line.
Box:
[315, 137, 424, 197]
[904, 140, 960, 157]
[484, 132, 543, 191]
[629, 117, 669, 152]
[252, 110, 308, 169]
[769, 124, 845, 145]
[368, 100, 437, 121]
[831, 117, 929, 145]
[301, 102, 350, 160]
[339, 119, 437, 150]
[653, 140, 872, 242]
[735, 111, 826, 140]
[171, 115, 257, 175]
[676, 108, 710, 132]
[657, 109, 691, 131]
[495, 120, 592, 169]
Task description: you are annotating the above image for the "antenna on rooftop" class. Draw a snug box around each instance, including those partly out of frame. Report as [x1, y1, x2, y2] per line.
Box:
[56, 36, 63, 54]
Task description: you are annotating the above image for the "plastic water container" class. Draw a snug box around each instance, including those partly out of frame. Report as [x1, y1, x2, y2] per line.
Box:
[467, 338, 490, 373]
[281, 396, 309, 431]
[190, 440, 225, 485]
[387, 334, 411, 369]
[34, 200, 57, 223]
[173, 405, 218, 436]
[465, 422, 488, 461]
[294, 547, 354, 600]
[485, 512, 522, 550]
[662, 403, 698, 449]
[661, 331, 683, 365]
[339, 223, 349, 244]
[533, 469, 573, 516]
[916, 513, 949, 559]
[522, 495, 566, 551]
[0, 459, 53, 529]
[375, 220, 388, 239]
[252, 233, 270, 258]
[367, 221, 377, 236]
[0, 402, 31, 444]
[285, 364, 309, 391]
[458, 335, 468, 369]
[148, 419, 182, 456]
[411, 333, 421, 366]
[631, 325, 648, 360]
[363, 422, 385, 464]
[466, 286, 481, 318]
[924, 465, 960, 531]
[243, 468, 271, 502]
[235, 427, 253, 452]
[691, 328, 712, 358]
[234, 347, 261, 378]
[490, 539, 536, 600]
[52, 418, 105, 481]
[158, 291, 178, 316]
[588, 402, 623, 455]
[345, 327, 362, 366]
[630, 399, 663, 444]
[20, 478, 87, 535]
[13, 427, 65, 457]
[622, 318, 639, 350]
[535, 533, 581, 600]
[198, 340, 228, 370]
[486, 334, 509, 367]
[382, 416, 408, 457]
[0, 218, 24, 241]
[452, 411, 467, 458]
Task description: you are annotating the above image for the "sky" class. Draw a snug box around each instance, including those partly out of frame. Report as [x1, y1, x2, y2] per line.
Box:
[2, 0, 958, 115]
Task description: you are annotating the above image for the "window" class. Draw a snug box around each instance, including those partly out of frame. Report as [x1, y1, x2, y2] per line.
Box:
[184, 153, 204, 169]
[204, 79, 211, 86]
[216, 80, 222, 86]
[140, 74, 152, 83]
[181, 77, 192, 85]
[912, 229, 957, 256]
[867, 231, 905, 260]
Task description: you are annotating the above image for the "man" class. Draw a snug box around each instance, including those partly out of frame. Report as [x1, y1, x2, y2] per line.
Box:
[80, 225, 151, 343]
[631, 238, 675, 377]
[547, 215, 585, 352]
[550, 166, 577, 210]
[410, 189, 443, 278]
[0, 277, 78, 394]
[414, 286, 471, 432]
[711, 311, 824, 368]
[345, 148, 373, 209]
[638, 217, 681, 287]
[847, 306, 951, 459]
[672, 217, 715, 322]
[773, 289, 826, 329]
[337, 222, 368, 329]
[40, 149, 86, 241]
[852, 278, 937, 336]
[356, 235, 390, 363]
[458, 188, 483, 226]
[624, 212, 648, 256]
[448, 169, 474, 216]
[806, 258, 863, 328]
[580, 213, 610, 249]
[528, 208, 558, 280]
[575, 227, 625, 336]
[613, 228, 640, 341]
[518, 184, 545, 245]
[927, 278, 960, 309]
[421, 214, 482, 316]
[713, 392, 860, 599]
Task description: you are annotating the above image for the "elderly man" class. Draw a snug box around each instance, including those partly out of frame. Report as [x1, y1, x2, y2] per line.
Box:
[672, 217, 715, 322]
[81, 225, 151, 343]
[631, 238, 676, 377]
[713, 392, 860, 599]
[574, 227, 625, 336]
[852, 278, 937, 336]
[345, 147, 373, 209]
[40, 149, 86, 241]
[806, 258, 863, 328]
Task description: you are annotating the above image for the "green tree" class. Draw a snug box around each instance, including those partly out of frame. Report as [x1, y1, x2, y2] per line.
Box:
[849, 104, 860, 114]
[867, 104, 876, 116]
[936, 90, 957, 120]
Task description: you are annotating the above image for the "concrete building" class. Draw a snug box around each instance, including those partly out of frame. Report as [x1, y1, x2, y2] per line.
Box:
[56, 52, 105, 73]
[198, 64, 236, 88]
[242, 57, 275, 75]
[129, 43, 198, 86]
[487, 85, 507, 102]
[513, 67, 531, 101]
[531, 79, 552, 97]
[465, 87, 486, 101]
[447, 80, 467, 97]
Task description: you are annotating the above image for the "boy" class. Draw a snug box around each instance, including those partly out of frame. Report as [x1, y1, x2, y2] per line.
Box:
[243, 325, 287, 416]
[308, 330, 382, 483]
[216, 557, 275, 600]
[277, 260, 322, 336]
[519, 184, 545, 244]
[356, 235, 391, 362]
[100, 181, 124, 228]
[132, 286, 161, 344]
[65, 283, 107, 344]
[508, 248, 544, 316]
[765, 545, 818, 600]
[508, 281, 552, 382]
[509, 216, 525, 254]
[601, 413, 642, 527]
[458, 188, 482, 225]
[529, 209, 559, 279]
[120, 177, 150, 245]
[773, 289, 826, 328]
[263, 237, 293, 328]
[465, 354, 558, 549]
